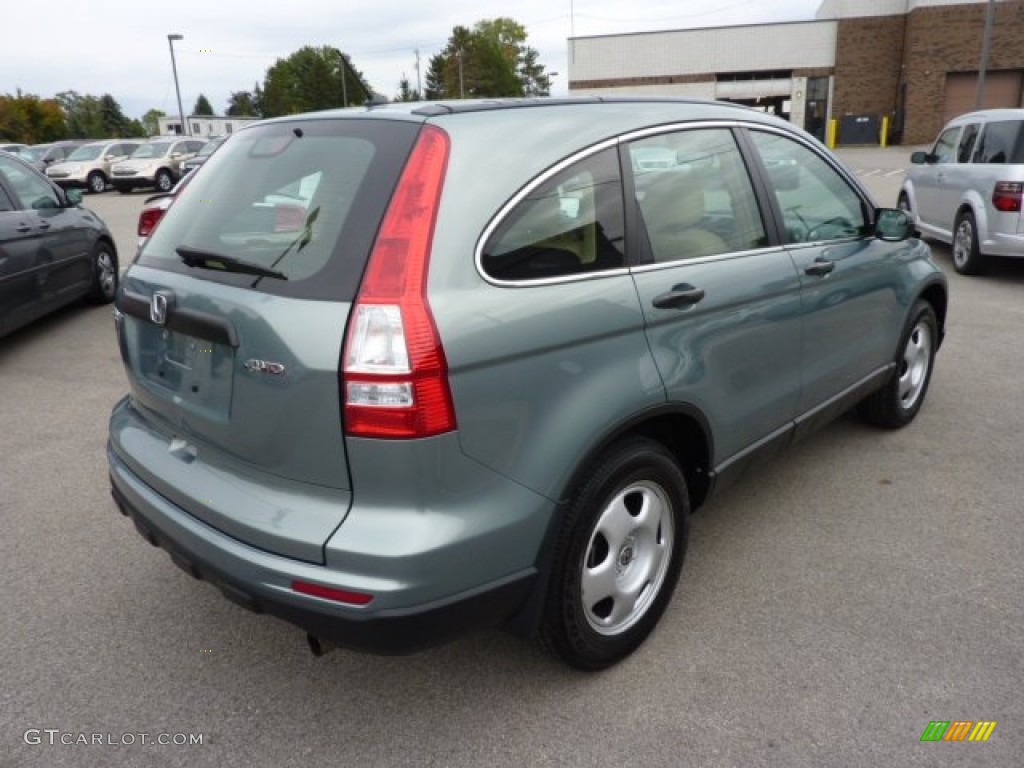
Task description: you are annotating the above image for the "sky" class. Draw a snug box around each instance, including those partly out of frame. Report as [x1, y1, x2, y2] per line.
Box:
[2, 0, 824, 121]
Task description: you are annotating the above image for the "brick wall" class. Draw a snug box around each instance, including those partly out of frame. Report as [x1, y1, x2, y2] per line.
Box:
[832, 15, 907, 139]
[902, 1, 1024, 143]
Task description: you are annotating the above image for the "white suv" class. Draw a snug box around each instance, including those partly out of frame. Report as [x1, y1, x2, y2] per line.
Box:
[900, 108, 1024, 275]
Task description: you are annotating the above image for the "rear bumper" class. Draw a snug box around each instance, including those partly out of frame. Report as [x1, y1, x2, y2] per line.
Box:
[108, 445, 539, 654]
[981, 230, 1024, 258]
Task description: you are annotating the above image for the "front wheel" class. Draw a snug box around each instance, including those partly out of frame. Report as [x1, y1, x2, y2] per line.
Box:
[540, 437, 689, 670]
[952, 211, 985, 275]
[87, 171, 107, 194]
[860, 300, 938, 428]
[87, 242, 118, 304]
[154, 170, 174, 192]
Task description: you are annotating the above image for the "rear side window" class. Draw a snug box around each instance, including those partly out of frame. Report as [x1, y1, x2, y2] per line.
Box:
[480, 147, 625, 281]
[629, 128, 767, 263]
[974, 120, 1024, 164]
[958, 123, 980, 163]
[136, 119, 419, 301]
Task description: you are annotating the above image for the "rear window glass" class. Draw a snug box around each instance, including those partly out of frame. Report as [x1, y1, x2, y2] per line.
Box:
[974, 120, 1024, 164]
[480, 147, 625, 282]
[136, 119, 419, 301]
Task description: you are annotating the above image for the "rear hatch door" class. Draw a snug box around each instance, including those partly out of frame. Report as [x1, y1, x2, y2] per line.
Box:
[112, 117, 421, 561]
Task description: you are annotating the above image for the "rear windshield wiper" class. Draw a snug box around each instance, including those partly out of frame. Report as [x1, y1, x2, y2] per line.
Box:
[176, 246, 288, 281]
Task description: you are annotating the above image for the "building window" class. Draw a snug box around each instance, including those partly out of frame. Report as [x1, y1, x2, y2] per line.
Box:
[193, 122, 201, 135]
[226, 123, 233, 134]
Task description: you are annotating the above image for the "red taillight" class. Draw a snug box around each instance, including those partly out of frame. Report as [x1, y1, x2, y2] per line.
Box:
[992, 181, 1023, 213]
[137, 204, 168, 238]
[342, 125, 456, 439]
[292, 580, 373, 606]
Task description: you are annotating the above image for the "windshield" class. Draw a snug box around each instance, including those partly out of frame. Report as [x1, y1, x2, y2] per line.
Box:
[136, 119, 419, 301]
[67, 145, 104, 161]
[197, 138, 225, 158]
[132, 142, 173, 159]
[17, 147, 48, 161]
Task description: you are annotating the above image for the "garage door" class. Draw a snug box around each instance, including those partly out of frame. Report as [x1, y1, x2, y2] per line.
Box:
[942, 71, 1023, 124]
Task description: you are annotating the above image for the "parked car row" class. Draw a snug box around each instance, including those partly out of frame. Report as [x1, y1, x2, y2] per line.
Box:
[1, 137, 215, 195]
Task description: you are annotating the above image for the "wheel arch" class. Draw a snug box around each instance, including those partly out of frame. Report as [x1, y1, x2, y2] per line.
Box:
[504, 404, 713, 641]
[559, 404, 715, 513]
[917, 280, 948, 348]
[955, 190, 988, 237]
[95, 234, 119, 259]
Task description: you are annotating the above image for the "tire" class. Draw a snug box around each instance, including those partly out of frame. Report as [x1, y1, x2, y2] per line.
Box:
[87, 241, 118, 304]
[860, 300, 938, 429]
[87, 171, 106, 194]
[951, 210, 985, 275]
[540, 437, 689, 670]
[154, 170, 174, 192]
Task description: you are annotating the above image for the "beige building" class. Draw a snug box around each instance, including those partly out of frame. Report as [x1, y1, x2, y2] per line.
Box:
[568, 0, 1024, 145]
[157, 115, 257, 137]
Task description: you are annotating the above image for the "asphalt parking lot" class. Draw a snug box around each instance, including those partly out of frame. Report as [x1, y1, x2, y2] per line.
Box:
[2, 149, 1022, 767]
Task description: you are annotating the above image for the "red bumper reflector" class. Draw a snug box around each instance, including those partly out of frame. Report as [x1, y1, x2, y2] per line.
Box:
[292, 580, 374, 606]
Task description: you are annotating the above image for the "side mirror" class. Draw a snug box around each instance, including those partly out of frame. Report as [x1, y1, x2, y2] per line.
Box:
[910, 151, 931, 165]
[65, 189, 83, 206]
[874, 208, 914, 241]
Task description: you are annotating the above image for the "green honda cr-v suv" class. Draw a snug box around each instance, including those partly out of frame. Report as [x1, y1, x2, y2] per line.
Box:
[108, 98, 948, 669]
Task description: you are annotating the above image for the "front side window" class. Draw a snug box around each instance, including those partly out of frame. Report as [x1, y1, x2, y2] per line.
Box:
[750, 131, 869, 245]
[480, 147, 625, 281]
[0, 155, 60, 210]
[931, 127, 960, 164]
[132, 142, 172, 159]
[974, 120, 1024, 164]
[68, 145, 103, 162]
[629, 128, 767, 263]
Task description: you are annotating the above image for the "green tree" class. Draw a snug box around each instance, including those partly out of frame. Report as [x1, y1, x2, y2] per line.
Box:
[424, 56, 446, 100]
[122, 119, 147, 138]
[519, 46, 551, 97]
[427, 18, 550, 99]
[193, 94, 215, 116]
[0, 91, 66, 142]
[227, 90, 258, 117]
[141, 109, 165, 136]
[261, 46, 372, 117]
[56, 91, 103, 138]
[395, 75, 420, 102]
[99, 93, 130, 136]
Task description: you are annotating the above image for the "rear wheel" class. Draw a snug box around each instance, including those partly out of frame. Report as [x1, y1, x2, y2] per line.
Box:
[860, 300, 937, 428]
[87, 242, 118, 304]
[540, 437, 689, 670]
[87, 171, 106, 194]
[952, 210, 984, 275]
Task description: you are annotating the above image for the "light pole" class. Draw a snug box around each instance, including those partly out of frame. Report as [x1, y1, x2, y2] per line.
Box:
[975, 0, 996, 109]
[167, 33, 188, 135]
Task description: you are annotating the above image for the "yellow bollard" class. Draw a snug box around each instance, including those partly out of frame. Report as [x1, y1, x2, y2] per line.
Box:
[826, 119, 838, 149]
[880, 115, 890, 148]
